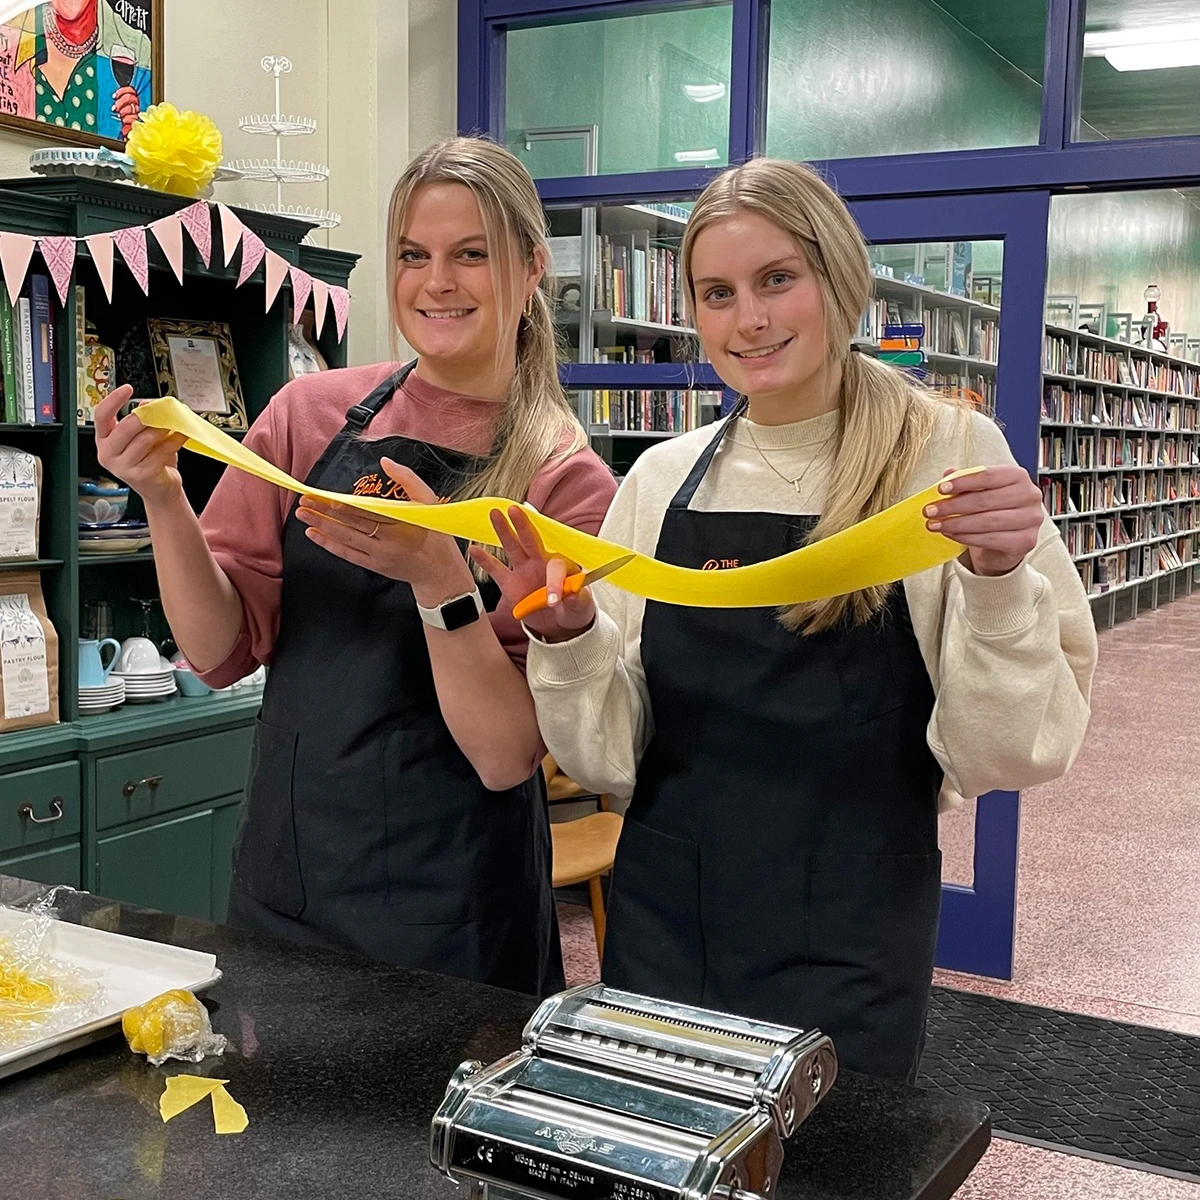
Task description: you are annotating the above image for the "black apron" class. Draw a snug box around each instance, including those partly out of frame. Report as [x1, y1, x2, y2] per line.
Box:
[227, 363, 564, 998]
[602, 403, 944, 1080]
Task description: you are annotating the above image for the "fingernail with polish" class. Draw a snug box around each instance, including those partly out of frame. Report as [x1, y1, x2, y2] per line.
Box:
[924, 505, 938, 518]
[927, 521, 942, 531]
[939, 482, 954, 494]
[547, 593, 558, 606]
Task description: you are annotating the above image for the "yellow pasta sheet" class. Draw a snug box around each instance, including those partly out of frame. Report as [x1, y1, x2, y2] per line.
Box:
[136, 397, 978, 607]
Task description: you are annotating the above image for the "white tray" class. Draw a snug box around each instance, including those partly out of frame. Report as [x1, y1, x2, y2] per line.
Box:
[0, 907, 221, 1080]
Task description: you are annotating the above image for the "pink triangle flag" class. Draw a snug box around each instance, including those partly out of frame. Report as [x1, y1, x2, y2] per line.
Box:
[264, 250, 289, 312]
[289, 267, 312, 323]
[39, 236, 77, 305]
[113, 225, 149, 295]
[218, 204, 244, 267]
[236, 229, 266, 288]
[177, 201, 212, 268]
[0, 233, 36, 307]
[330, 285, 350, 342]
[85, 233, 116, 302]
[311, 278, 329, 338]
[150, 216, 185, 284]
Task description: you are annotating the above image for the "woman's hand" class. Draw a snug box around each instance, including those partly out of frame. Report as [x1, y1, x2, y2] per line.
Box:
[925, 466, 1044, 577]
[295, 458, 470, 597]
[469, 505, 595, 643]
[113, 86, 141, 138]
[95, 385, 188, 509]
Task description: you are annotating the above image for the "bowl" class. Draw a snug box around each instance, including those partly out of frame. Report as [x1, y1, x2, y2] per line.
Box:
[78, 478, 130, 526]
[174, 667, 211, 697]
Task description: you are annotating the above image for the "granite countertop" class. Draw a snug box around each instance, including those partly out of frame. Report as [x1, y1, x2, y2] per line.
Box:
[0, 877, 989, 1199]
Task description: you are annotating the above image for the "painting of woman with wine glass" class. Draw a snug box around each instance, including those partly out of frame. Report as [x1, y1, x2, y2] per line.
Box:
[0, 0, 161, 147]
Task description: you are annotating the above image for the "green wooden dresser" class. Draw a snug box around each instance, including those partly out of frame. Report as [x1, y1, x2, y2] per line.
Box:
[0, 177, 358, 922]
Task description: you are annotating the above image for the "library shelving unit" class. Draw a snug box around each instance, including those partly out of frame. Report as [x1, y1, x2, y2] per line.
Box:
[1040, 325, 1200, 628]
[859, 266, 1002, 414]
[552, 200, 726, 470]
[0, 176, 356, 921]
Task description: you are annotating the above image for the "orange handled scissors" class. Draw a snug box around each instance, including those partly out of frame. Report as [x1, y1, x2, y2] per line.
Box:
[512, 553, 636, 622]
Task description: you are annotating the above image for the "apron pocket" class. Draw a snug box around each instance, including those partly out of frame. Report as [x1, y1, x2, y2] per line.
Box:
[602, 816, 705, 1004]
[806, 851, 942, 1078]
[233, 719, 306, 919]
[383, 728, 541, 923]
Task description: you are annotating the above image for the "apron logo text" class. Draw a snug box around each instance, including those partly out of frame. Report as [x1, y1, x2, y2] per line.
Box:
[702, 558, 740, 570]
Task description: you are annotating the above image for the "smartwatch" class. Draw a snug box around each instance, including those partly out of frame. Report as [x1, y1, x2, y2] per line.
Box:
[416, 586, 485, 631]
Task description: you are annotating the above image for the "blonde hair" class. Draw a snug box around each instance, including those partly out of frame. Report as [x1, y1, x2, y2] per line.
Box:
[681, 158, 965, 634]
[385, 136, 585, 512]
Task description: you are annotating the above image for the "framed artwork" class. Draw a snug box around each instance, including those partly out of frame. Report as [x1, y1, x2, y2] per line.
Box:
[0, 1, 163, 148]
[147, 317, 247, 431]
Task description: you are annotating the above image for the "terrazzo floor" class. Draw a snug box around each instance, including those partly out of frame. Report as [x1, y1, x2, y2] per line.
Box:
[555, 591, 1200, 1198]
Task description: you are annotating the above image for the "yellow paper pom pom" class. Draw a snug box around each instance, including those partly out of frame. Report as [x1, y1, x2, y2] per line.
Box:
[127, 103, 223, 198]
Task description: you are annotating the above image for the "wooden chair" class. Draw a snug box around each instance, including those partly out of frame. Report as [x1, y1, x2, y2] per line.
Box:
[543, 754, 623, 960]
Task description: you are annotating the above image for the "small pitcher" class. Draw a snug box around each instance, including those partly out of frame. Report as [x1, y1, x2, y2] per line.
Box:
[78, 637, 121, 689]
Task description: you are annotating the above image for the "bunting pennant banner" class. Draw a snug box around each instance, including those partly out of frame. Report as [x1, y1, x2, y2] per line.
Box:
[289, 267, 312, 322]
[0, 233, 35, 307]
[311, 278, 329, 338]
[236, 229, 267, 289]
[38, 236, 77, 306]
[264, 250, 289, 313]
[331, 285, 350, 342]
[149, 216, 185, 285]
[0, 202, 348, 340]
[177, 201, 212, 268]
[217, 203, 244, 267]
[113, 225, 150, 294]
[84, 233, 116, 302]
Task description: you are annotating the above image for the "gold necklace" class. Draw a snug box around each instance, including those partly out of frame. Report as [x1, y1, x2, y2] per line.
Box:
[742, 418, 834, 495]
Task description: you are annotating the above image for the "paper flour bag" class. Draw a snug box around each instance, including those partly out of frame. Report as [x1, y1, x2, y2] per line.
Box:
[0, 572, 58, 732]
[0, 447, 42, 562]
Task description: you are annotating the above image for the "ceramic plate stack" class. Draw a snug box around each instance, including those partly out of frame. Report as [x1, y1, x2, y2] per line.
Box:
[78, 677, 126, 715]
[78, 520, 152, 556]
[111, 666, 177, 704]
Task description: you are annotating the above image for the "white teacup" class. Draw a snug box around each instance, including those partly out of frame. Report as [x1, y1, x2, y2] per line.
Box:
[117, 636, 164, 674]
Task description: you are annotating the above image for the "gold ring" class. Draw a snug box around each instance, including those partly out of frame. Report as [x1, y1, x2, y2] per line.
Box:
[368, 522, 380, 539]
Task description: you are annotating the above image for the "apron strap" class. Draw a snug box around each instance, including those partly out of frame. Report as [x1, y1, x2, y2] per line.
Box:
[343, 360, 418, 432]
[668, 394, 749, 510]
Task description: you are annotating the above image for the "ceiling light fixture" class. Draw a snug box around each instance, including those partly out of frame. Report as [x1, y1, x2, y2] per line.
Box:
[682, 83, 727, 103]
[1084, 22, 1200, 71]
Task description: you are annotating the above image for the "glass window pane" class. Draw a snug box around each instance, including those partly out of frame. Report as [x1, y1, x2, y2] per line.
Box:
[766, 0, 1046, 161]
[862, 239, 1004, 416]
[1043, 188, 1200, 603]
[506, 6, 732, 178]
[1079, 0, 1200, 141]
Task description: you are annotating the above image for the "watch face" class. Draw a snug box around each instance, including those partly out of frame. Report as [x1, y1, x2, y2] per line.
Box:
[441, 594, 481, 631]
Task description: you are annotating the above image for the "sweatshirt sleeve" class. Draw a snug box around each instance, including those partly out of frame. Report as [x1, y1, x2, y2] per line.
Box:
[194, 391, 295, 688]
[926, 414, 1098, 799]
[524, 468, 653, 799]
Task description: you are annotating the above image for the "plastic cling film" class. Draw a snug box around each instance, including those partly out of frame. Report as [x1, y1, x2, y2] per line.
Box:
[0, 886, 107, 1052]
[123, 988, 227, 1066]
[134, 397, 983, 608]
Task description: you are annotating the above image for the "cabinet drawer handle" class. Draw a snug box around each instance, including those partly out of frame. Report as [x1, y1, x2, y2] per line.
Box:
[19, 797, 65, 825]
[123, 775, 164, 798]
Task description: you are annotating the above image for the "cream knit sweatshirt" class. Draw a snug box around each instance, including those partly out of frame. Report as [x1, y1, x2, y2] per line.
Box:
[526, 405, 1098, 810]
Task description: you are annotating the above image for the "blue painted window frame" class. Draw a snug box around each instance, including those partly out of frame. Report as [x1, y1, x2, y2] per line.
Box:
[458, 1, 1183, 980]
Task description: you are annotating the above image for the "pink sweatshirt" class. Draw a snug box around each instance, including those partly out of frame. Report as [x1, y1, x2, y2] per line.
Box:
[196, 361, 617, 688]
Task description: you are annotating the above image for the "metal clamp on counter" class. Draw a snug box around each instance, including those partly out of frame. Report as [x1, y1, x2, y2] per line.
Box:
[430, 982, 838, 1200]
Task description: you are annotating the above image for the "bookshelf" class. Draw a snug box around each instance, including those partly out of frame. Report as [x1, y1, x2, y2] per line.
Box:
[0, 176, 357, 922]
[1039, 324, 1200, 627]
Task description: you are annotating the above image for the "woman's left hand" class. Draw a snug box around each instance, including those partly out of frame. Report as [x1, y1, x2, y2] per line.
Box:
[296, 458, 469, 593]
[924, 465, 1044, 577]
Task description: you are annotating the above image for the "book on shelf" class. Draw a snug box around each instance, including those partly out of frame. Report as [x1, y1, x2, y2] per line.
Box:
[29, 274, 55, 424]
[0, 285, 13, 425]
[591, 388, 715, 434]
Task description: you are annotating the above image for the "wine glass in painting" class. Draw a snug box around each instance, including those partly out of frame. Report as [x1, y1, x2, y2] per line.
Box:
[110, 45, 136, 89]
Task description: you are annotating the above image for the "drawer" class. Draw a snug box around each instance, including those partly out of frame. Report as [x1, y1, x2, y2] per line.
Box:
[0, 761, 81, 854]
[95, 726, 255, 830]
[0, 842, 82, 890]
